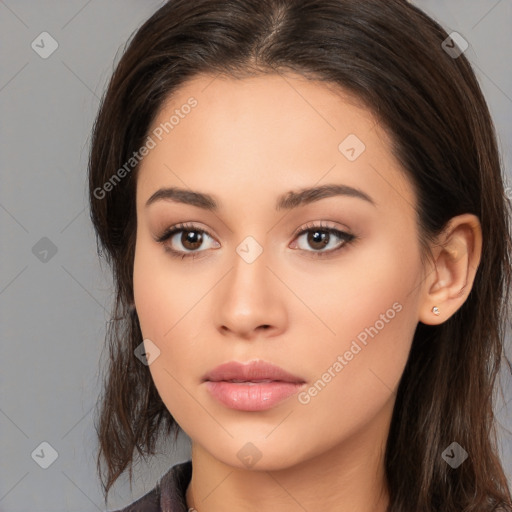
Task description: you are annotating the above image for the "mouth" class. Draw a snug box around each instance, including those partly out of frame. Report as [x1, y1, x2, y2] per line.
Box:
[221, 379, 275, 383]
[203, 359, 305, 383]
[203, 360, 306, 411]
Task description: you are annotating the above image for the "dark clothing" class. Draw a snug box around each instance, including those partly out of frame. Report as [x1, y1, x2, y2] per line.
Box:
[110, 460, 192, 512]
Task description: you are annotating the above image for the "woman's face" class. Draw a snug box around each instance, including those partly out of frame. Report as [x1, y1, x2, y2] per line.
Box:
[133, 72, 426, 470]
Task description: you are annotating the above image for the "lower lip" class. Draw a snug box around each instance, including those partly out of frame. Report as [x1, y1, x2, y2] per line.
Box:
[205, 381, 304, 411]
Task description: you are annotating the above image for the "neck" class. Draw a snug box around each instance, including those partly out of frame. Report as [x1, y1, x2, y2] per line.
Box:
[185, 400, 392, 512]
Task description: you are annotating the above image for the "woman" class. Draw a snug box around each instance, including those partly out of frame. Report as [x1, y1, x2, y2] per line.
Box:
[88, 0, 512, 510]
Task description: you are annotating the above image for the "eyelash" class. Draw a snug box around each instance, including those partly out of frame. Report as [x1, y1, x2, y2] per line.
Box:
[155, 221, 357, 260]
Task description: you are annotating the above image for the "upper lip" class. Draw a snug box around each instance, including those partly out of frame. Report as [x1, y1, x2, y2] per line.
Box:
[203, 360, 305, 383]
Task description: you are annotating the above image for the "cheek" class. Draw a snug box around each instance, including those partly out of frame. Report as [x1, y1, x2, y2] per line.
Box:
[289, 235, 420, 424]
[133, 242, 165, 340]
[132, 238, 211, 417]
[287, 224, 420, 350]
[291, 298, 416, 449]
[133, 234, 202, 340]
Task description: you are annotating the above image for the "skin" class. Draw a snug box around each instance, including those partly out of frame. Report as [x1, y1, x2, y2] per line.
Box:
[132, 72, 482, 512]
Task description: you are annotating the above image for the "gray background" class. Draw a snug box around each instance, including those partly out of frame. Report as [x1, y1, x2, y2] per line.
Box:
[1, 1, 511, 510]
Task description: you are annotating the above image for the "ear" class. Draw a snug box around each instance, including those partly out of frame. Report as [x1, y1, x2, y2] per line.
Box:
[418, 213, 482, 325]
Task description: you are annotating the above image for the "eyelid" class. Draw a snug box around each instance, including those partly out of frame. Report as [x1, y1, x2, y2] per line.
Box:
[154, 222, 214, 244]
[291, 220, 350, 239]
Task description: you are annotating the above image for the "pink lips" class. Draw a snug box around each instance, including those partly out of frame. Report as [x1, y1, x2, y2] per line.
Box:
[203, 360, 306, 411]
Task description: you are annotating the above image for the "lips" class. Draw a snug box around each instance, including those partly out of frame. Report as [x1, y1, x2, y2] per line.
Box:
[203, 360, 305, 384]
[203, 360, 306, 411]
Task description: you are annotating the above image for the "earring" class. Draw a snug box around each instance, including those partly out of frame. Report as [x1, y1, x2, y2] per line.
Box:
[432, 306, 440, 316]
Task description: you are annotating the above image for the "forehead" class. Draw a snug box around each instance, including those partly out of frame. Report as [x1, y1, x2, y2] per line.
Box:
[150, 72, 376, 156]
[137, 72, 416, 217]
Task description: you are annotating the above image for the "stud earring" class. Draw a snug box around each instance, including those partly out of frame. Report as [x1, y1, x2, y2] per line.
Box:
[432, 306, 440, 316]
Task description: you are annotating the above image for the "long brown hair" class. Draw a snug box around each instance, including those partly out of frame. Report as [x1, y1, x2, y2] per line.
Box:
[88, 0, 512, 509]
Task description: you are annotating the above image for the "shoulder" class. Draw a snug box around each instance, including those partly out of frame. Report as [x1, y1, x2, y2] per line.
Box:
[107, 460, 192, 512]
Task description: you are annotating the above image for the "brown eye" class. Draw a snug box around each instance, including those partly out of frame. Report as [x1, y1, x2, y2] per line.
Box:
[180, 230, 204, 251]
[292, 224, 355, 256]
[156, 222, 220, 259]
[306, 230, 331, 250]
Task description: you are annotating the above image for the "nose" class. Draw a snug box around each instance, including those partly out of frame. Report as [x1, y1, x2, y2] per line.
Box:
[213, 241, 287, 341]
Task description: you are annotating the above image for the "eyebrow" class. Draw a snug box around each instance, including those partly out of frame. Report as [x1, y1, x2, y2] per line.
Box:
[145, 183, 376, 211]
